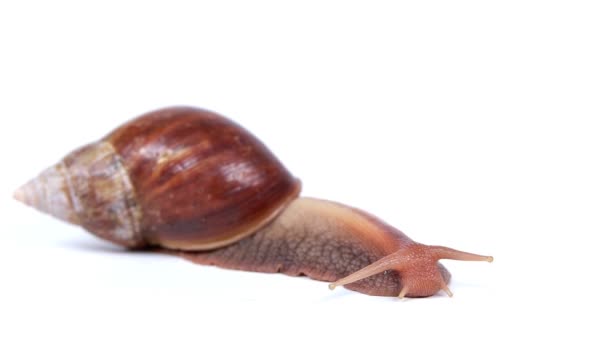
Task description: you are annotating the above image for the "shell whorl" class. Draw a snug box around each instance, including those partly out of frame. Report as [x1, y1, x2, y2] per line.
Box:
[15, 141, 144, 247]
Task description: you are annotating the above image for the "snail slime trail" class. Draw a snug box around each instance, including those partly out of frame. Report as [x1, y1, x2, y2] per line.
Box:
[14, 106, 493, 298]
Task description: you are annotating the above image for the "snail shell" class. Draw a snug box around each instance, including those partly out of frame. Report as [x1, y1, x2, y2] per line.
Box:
[15, 107, 301, 250]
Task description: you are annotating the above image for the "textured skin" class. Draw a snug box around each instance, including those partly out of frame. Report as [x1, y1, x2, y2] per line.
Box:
[102, 106, 301, 250]
[176, 198, 451, 297]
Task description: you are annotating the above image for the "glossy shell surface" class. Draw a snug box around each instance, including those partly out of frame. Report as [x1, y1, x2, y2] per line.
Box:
[16, 107, 301, 250]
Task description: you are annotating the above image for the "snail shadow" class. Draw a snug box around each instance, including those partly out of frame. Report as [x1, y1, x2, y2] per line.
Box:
[57, 238, 158, 255]
[320, 288, 355, 302]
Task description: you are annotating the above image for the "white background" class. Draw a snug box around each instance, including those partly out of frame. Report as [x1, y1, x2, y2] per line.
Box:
[1, 1, 606, 341]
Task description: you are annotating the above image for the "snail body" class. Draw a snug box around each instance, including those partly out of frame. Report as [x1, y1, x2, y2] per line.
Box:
[15, 106, 492, 298]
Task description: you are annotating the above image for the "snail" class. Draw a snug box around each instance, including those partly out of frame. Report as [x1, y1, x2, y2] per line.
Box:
[14, 106, 492, 298]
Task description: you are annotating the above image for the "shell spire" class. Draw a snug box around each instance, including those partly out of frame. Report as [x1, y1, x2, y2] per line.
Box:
[14, 163, 80, 225]
[14, 141, 147, 248]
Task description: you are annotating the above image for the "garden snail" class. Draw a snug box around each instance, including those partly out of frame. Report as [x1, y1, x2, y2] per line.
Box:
[14, 106, 492, 298]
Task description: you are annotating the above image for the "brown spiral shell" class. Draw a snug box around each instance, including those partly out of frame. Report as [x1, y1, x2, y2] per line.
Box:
[15, 107, 301, 250]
